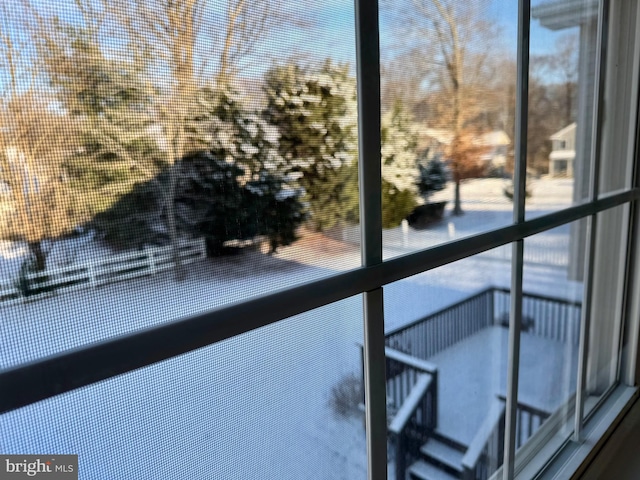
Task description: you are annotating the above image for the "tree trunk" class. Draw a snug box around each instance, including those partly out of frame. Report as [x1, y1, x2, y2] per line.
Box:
[453, 180, 463, 216]
[28, 241, 47, 272]
[167, 164, 185, 281]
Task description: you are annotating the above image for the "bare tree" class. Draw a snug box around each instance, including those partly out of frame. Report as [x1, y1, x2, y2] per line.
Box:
[534, 32, 579, 127]
[385, 0, 500, 214]
[0, 9, 85, 271]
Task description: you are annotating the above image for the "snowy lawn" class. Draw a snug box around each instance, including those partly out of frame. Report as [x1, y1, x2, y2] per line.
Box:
[0, 178, 582, 479]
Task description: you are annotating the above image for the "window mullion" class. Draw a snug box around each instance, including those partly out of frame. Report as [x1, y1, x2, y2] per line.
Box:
[503, 0, 531, 478]
[354, 0, 386, 478]
[573, 214, 598, 441]
[574, 0, 609, 442]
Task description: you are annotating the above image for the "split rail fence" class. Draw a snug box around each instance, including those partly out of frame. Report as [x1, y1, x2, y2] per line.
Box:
[0, 239, 206, 306]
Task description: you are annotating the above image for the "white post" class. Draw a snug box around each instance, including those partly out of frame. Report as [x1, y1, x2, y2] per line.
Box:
[146, 245, 156, 275]
[401, 219, 409, 248]
[448, 221, 456, 240]
[88, 261, 97, 288]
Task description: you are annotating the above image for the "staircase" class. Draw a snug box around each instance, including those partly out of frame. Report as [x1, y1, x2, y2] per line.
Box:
[382, 346, 551, 480]
[408, 433, 466, 480]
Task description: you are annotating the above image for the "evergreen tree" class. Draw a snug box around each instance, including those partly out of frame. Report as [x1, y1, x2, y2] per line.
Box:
[263, 61, 358, 231]
[92, 88, 306, 254]
[417, 155, 448, 201]
[41, 25, 166, 237]
[380, 102, 420, 227]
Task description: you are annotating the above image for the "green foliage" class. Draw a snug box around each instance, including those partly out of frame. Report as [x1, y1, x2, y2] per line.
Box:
[43, 24, 168, 224]
[91, 153, 306, 254]
[381, 102, 420, 193]
[177, 152, 306, 255]
[263, 60, 358, 231]
[382, 179, 418, 229]
[82, 80, 306, 254]
[417, 156, 448, 200]
[337, 163, 418, 229]
[243, 174, 307, 254]
[90, 180, 162, 250]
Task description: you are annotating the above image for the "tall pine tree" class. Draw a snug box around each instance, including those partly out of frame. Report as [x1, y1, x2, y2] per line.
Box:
[263, 61, 358, 232]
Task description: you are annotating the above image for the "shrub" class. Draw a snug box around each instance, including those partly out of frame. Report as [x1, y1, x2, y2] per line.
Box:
[382, 180, 418, 229]
[329, 373, 363, 418]
[503, 182, 533, 200]
[417, 157, 448, 201]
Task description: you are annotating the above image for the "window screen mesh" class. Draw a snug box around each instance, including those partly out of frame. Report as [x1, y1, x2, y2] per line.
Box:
[2, 1, 638, 480]
[1, 297, 366, 479]
[1, 1, 364, 478]
[0, 0, 359, 367]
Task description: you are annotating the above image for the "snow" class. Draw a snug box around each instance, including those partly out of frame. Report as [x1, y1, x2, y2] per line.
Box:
[0, 178, 582, 479]
[429, 326, 578, 446]
[0, 232, 112, 281]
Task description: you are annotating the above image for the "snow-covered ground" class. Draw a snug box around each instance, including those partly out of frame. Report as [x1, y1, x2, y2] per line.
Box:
[0, 178, 583, 479]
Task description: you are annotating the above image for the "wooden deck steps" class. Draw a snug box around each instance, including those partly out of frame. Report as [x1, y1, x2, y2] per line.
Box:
[408, 434, 466, 480]
[408, 459, 459, 480]
[420, 437, 464, 475]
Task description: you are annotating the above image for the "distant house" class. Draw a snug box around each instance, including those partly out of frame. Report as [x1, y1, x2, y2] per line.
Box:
[549, 123, 576, 177]
[477, 130, 511, 173]
[418, 128, 511, 173]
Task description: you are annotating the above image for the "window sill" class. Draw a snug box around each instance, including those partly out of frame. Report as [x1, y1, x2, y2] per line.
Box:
[514, 384, 638, 480]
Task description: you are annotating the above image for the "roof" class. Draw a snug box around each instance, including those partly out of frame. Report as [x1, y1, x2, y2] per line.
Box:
[532, 0, 598, 30]
[550, 123, 577, 141]
[479, 130, 510, 147]
[418, 129, 510, 148]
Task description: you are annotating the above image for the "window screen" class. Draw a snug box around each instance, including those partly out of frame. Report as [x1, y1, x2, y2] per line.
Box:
[2, 1, 639, 480]
[0, 0, 360, 365]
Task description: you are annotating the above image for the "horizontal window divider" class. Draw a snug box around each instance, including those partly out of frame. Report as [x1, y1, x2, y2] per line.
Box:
[382, 189, 638, 285]
[2, 188, 638, 413]
[0, 268, 375, 414]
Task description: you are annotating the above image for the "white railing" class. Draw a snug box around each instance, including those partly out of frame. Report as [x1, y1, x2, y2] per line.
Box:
[0, 238, 206, 305]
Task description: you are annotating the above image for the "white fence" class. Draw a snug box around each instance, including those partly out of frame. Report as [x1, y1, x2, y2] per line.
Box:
[0, 238, 206, 306]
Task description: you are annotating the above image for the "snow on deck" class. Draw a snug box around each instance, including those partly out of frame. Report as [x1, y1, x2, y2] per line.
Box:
[430, 325, 578, 446]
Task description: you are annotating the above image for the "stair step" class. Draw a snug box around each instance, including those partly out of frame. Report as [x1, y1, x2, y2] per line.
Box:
[408, 460, 459, 480]
[432, 429, 467, 452]
[420, 438, 464, 473]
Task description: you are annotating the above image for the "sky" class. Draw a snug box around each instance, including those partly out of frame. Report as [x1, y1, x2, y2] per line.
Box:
[280, 0, 575, 67]
[1, 0, 579, 94]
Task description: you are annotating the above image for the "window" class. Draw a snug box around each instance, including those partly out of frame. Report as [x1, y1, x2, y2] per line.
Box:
[1, 1, 639, 480]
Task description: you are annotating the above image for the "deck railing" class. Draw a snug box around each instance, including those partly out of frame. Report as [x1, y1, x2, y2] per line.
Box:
[462, 398, 506, 480]
[383, 287, 577, 480]
[493, 288, 581, 345]
[385, 287, 582, 362]
[461, 396, 551, 480]
[496, 395, 551, 450]
[385, 288, 495, 360]
[384, 347, 438, 480]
